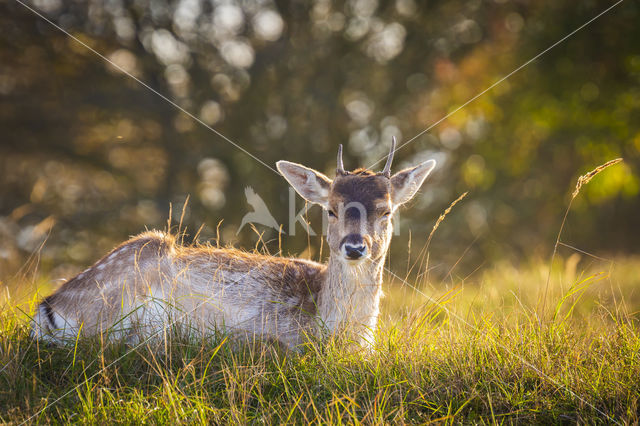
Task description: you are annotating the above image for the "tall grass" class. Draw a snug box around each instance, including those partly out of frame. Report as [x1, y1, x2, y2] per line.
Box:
[1, 257, 639, 424]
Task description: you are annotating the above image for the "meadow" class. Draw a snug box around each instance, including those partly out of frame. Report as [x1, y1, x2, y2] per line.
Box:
[2, 0, 639, 423]
[1, 252, 639, 424]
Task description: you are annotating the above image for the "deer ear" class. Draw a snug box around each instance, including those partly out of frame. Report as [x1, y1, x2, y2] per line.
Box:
[390, 159, 436, 207]
[276, 161, 332, 208]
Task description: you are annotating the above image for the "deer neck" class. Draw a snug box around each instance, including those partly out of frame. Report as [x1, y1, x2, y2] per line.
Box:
[316, 254, 385, 340]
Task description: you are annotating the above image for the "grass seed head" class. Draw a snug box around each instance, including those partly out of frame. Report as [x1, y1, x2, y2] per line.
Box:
[426, 191, 469, 247]
[572, 158, 623, 199]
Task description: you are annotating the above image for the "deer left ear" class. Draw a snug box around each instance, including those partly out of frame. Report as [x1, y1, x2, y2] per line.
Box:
[390, 159, 437, 207]
[276, 161, 332, 208]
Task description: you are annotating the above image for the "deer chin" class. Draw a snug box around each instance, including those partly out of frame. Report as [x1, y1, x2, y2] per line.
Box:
[342, 256, 370, 267]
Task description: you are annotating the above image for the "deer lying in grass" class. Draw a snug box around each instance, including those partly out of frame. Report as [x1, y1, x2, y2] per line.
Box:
[32, 140, 436, 348]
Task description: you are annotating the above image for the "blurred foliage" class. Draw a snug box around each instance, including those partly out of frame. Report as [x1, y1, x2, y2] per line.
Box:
[1, 0, 639, 281]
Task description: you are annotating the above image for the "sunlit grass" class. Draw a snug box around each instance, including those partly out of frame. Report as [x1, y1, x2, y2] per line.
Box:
[1, 256, 639, 423]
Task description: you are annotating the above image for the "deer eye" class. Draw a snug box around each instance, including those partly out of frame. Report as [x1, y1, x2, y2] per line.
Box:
[328, 209, 337, 218]
[380, 211, 391, 218]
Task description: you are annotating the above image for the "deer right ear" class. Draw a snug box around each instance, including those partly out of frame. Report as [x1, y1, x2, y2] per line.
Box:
[276, 161, 332, 208]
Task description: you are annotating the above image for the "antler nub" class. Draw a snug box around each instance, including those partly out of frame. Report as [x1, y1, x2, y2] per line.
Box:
[382, 136, 396, 177]
[336, 144, 345, 175]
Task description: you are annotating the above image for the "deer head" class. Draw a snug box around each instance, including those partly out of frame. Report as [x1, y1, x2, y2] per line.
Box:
[277, 138, 436, 266]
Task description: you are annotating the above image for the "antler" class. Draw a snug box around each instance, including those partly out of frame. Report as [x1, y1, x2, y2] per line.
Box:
[382, 136, 396, 177]
[336, 144, 345, 175]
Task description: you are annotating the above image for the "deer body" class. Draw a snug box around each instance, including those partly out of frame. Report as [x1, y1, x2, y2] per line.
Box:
[32, 141, 435, 348]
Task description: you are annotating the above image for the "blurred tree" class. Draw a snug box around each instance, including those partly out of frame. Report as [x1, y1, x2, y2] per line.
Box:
[0, 0, 638, 282]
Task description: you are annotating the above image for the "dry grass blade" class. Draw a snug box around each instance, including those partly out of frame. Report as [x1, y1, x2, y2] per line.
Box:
[404, 191, 468, 287]
[542, 158, 624, 321]
[426, 192, 469, 249]
[572, 158, 623, 199]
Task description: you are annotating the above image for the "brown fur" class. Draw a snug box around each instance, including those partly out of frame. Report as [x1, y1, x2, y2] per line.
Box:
[33, 151, 437, 348]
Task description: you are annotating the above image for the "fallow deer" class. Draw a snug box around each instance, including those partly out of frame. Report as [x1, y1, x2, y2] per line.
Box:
[31, 140, 436, 348]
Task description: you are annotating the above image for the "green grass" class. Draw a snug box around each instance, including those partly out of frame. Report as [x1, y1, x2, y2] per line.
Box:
[1, 256, 639, 424]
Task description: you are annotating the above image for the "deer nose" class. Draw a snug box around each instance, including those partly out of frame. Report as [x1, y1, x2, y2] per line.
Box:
[341, 234, 368, 260]
[344, 244, 367, 260]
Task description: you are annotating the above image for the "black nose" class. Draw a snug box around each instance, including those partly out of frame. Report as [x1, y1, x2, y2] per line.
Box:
[344, 244, 366, 259]
[341, 233, 367, 260]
